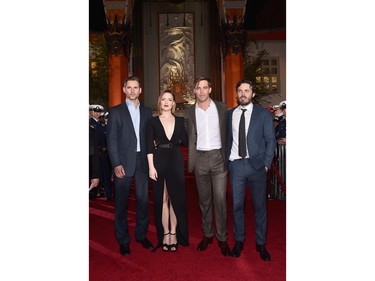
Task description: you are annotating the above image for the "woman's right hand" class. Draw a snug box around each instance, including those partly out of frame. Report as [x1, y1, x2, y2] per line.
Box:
[149, 167, 158, 181]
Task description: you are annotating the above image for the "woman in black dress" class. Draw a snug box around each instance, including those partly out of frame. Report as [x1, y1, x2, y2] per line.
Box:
[147, 90, 189, 252]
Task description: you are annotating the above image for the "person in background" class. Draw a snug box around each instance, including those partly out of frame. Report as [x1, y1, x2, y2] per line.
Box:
[99, 111, 105, 124]
[104, 112, 109, 125]
[147, 90, 189, 252]
[89, 106, 100, 199]
[103, 111, 114, 191]
[226, 79, 276, 261]
[106, 76, 154, 256]
[272, 104, 283, 127]
[90, 105, 113, 200]
[184, 76, 231, 257]
[275, 101, 286, 144]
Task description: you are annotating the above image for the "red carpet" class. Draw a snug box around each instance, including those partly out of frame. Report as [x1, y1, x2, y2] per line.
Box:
[89, 148, 286, 281]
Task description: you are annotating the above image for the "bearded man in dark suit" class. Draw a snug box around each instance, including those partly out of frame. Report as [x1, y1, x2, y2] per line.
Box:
[226, 79, 276, 261]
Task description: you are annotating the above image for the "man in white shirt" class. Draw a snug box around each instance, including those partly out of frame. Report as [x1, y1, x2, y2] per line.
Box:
[184, 76, 231, 256]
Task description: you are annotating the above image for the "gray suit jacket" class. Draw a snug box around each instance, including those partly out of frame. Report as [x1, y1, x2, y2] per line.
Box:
[226, 104, 276, 170]
[106, 102, 152, 176]
[183, 100, 227, 173]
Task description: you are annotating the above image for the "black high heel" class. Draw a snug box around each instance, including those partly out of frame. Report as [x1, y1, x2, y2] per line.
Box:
[169, 233, 178, 252]
[163, 232, 170, 252]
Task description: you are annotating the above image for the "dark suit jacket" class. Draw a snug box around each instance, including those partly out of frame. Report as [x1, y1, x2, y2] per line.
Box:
[226, 104, 276, 170]
[89, 125, 100, 179]
[183, 100, 227, 173]
[106, 102, 152, 176]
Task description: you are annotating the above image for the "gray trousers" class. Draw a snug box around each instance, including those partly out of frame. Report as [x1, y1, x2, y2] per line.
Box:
[194, 149, 228, 241]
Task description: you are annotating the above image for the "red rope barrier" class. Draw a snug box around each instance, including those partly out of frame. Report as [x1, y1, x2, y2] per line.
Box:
[271, 161, 286, 194]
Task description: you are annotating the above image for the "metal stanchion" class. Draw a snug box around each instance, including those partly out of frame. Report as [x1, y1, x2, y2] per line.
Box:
[277, 143, 286, 200]
[268, 143, 286, 200]
[268, 159, 278, 199]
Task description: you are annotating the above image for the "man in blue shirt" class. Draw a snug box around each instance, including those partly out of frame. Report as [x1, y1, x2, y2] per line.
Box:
[106, 76, 153, 256]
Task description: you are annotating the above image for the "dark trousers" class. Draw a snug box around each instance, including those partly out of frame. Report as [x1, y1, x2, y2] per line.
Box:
[114, 154, 150, 245]
[228, 158, 268, 245]
[194, 149, 228, 241]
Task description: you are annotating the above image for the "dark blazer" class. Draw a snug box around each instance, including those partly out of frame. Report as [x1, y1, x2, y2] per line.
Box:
[89, 125, 98, 157]
[89, 125, 100, 179]
[226, 104, 276, 170]
[106, 102, 153, 176]
[184, 100, 227, 173]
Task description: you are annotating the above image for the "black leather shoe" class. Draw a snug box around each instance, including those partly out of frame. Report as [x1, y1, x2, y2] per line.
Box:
[197, 236, 213, 251]
[119, 244, 130, 256]
[231, 241, 244, 258]
[256, 244, 271, 261]
[218, 241, 231, 256]
[137, 237, 153, 249]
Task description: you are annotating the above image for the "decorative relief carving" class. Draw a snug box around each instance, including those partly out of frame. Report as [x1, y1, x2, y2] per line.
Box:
[221, 16, 247, 58]
[104, 15, 132, 57]
[159, 13, 195, 107]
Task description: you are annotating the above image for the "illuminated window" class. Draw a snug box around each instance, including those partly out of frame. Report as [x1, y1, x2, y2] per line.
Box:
[260, 58, 279, 93]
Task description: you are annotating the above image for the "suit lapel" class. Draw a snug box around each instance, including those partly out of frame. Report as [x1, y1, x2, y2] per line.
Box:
[189, 104, 197, 132]
[216, 102, 226, 129]
[248, 105, 259, 138]
[139, 105, 147, 132]
[228, 108, 234, 134]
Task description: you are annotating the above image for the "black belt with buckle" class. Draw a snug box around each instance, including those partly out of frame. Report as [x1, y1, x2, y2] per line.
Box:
[157, 143, 179, 149]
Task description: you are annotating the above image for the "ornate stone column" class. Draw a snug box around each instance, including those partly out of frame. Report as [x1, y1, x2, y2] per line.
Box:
[103, 0, 133, 107]
[217, 0, 247, 108]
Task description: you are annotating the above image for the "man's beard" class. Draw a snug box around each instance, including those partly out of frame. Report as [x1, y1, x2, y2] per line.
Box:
[237, 97, 251, 106]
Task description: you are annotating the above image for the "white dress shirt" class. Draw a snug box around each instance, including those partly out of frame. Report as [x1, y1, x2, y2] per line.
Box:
[195, 100, 222, 150]
[229, 103, 253, 161]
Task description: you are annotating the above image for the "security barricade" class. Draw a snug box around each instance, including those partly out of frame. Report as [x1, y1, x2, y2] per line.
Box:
[267, 143, 286, 200]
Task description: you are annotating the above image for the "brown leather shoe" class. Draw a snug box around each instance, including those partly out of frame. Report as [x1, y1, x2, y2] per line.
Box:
[218, 241, 231, 256]
[197, 236, 213, 251]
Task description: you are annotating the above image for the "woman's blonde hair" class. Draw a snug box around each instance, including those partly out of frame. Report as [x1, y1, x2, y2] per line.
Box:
[157, 90, 176, 115]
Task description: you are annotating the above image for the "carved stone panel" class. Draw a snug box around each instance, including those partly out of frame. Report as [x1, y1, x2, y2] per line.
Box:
[159, 13, 195, 108]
